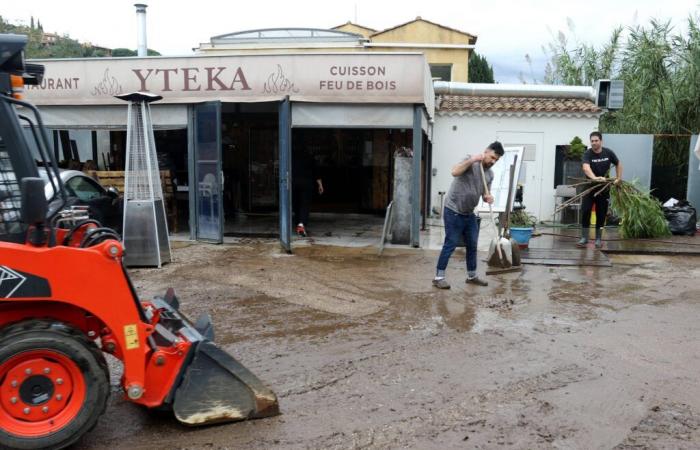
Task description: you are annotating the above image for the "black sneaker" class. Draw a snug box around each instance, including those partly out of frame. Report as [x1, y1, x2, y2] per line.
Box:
[466, 276, 488, 286]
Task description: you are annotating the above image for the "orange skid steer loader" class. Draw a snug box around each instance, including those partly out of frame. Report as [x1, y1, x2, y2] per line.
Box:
[0, 34, 278, 450]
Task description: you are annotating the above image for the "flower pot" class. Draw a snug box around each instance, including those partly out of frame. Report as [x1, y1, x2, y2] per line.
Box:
[510, 227, 533, 248]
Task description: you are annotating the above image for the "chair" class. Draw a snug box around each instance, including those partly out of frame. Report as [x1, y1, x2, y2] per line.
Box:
[554, 184, 580, 225]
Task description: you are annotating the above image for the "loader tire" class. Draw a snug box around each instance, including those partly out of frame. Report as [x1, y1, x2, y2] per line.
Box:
[0, 320, 110, 450]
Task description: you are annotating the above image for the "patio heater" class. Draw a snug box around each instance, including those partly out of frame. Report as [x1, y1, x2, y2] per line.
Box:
[116, 91, 171, 267]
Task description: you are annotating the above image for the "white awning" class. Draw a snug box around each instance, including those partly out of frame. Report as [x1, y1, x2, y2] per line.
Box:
[291, 103, 414, 128]
[27, 105, 188, 130]
[26, 53, 430, 106]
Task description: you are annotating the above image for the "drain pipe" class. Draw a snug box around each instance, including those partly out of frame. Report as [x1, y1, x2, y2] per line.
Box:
[434, 81, 596, 101]
[135, 3, 148, 57]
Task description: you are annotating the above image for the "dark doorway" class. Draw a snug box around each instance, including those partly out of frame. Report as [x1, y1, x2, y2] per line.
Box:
[220, 102, 279, 218]
[651, 136, 689, 202]
[219, 105, 414, 238]
[292, 128, 412, 215]
[218, 102, 280, 237]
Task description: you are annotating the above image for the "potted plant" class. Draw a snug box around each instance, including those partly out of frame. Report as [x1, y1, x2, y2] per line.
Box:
[566, 136, 587, 160]
[509, 208, 537, 248]
[560, 136, 587, 187]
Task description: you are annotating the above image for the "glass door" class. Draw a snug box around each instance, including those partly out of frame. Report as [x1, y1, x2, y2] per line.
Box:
[194, 102, 223, 243]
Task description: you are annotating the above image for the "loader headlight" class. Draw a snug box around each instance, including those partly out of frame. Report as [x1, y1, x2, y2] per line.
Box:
[10, 74, 24, 100]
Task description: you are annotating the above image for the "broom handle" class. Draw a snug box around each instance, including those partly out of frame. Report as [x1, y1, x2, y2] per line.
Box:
[479, 161, 502, 259]
[478, 161, 497, 229]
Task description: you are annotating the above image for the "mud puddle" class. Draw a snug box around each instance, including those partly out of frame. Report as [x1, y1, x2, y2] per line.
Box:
[74, 243, 700, 449]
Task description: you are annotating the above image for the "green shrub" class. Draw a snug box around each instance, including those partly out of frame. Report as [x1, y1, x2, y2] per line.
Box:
[566, 136, 587, 160]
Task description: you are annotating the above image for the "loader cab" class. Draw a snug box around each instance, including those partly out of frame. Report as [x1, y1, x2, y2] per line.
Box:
[0, 34, 64, 243]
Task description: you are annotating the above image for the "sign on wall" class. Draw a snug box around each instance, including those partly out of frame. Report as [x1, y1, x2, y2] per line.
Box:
[477, 146, 524, 213]
[25, 53, 428, 106]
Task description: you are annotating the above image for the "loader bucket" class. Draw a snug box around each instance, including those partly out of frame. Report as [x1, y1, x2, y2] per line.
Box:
[173, 340, 279, 425]
[149, 292, 279, 426]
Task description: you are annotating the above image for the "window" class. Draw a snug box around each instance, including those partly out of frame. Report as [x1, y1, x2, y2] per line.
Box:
[0, 141, 23, 238]
[429, 64, 452, 81]
[66, 176, 103, 201]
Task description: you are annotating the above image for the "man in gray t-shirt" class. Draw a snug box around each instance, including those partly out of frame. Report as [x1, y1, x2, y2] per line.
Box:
[433, 141, 504, 289]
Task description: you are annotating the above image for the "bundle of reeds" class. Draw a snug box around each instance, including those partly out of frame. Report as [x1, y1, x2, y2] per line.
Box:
[555, 178, 671, 239]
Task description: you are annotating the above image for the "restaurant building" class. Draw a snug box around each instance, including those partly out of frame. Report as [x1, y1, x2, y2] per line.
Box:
[25, 50, 435, 249]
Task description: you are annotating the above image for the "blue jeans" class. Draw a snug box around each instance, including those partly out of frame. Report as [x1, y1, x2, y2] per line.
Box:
[436, 207, 478, 276]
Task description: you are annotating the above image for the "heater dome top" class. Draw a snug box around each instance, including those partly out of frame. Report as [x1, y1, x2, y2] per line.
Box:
[115, 91, 162, 103]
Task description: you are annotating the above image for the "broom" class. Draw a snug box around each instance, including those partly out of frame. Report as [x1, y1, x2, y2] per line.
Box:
[479, 162, 513, 268]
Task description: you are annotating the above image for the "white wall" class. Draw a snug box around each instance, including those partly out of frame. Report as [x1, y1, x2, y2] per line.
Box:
[432, 113, 599, 220]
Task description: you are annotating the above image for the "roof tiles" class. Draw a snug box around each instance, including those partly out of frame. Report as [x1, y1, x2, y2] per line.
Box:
[438, 95, 601, 114]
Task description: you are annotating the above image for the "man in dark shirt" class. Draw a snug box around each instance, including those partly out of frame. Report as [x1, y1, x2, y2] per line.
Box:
[292, 148, 323, 237]
[578, 131, 623, 248]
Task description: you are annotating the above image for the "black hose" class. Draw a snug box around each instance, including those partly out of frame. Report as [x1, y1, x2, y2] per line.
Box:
[62, 219, 101, 246]
[82, 231, 121, 248]
[537, 231, 700, 246]
[79, 227, 120, 248]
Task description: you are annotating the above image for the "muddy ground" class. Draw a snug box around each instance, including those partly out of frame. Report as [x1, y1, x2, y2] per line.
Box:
[75, 241, 700, 449]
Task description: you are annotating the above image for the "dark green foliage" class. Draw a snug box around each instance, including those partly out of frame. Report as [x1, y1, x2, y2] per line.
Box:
[510, 209, 537, 228]
[468, 51, 495, 83]
[544, 13, 700, 200]
[112, 48, 161, 57]
[567, 136, 587, 160]
[546, 15, 700, 139]
[610, 180, 671, 238]
[112, 48, 137, 57]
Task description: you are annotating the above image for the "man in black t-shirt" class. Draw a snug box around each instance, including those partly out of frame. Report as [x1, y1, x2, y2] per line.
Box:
[292, 147, 324, 237]
[577, 131, 623, 248]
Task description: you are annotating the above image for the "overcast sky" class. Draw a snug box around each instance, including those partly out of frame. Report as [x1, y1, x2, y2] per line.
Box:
[3, 0, 698, 83]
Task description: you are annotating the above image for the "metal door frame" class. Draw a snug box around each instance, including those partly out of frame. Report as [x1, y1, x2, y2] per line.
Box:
[410, 105, 423, 248]
[278, 97, 292, 252]
[192, 101, 223, 243]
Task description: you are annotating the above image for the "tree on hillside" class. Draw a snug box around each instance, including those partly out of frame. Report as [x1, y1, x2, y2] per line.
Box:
[468, 51, 495, 83]
[112, 48, 137, 57]
[0, 16, 159, 58]
[112, 48, 161, 57]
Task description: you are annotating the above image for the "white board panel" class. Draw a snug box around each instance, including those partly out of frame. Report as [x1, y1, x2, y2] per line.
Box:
[478, 146, 524, 213]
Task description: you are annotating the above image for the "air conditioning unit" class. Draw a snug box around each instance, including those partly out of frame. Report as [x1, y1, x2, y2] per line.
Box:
[594, 79, 624, 110]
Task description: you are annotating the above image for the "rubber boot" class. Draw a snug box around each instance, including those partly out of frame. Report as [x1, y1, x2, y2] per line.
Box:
[595, 228, 602, 248]
[576, 227, 588, 247]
